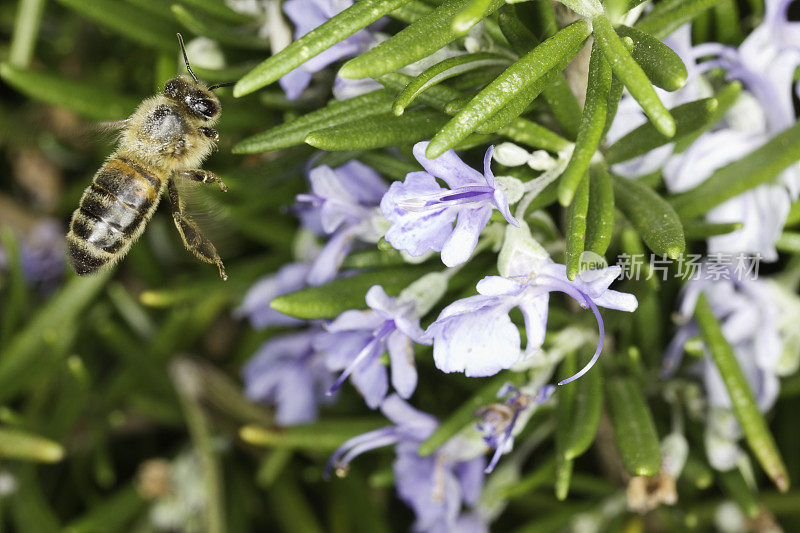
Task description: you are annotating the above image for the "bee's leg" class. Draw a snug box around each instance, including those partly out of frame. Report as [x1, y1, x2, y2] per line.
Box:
[167, 180, 227, 280]
[199, 127, 219, 152]
[175, 169, 228, 192]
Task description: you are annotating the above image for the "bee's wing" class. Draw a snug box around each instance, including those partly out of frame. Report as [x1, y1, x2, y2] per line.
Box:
[76, 118, 130, 145]
[94, 118, 130, 131]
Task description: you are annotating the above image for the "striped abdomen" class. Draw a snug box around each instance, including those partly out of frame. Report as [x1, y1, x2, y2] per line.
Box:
[67, 157, 163, 275]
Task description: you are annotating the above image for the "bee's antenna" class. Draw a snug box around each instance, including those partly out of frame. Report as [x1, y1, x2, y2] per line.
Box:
[208, 81, 236, 90]
[176, 33, 199, 84]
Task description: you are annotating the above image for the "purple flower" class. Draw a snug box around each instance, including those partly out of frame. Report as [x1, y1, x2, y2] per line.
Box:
[381, 142, 518, 267]
[296, 161, 387, 285]
[327, 394, 487, 532]
[426, 262, 637, 380]
[663, 265, 783, 412]
[608, 10, 800, 259]
[314, 285, 428, 408]
[694, 0, 800, 136]
[0, 220, 65, 287]
[664, 131, 791, 261]
[280, 0, 375, 99]
[476, 383, 554, 473]
[236, 262, 310, 328]
[242, 328, 336, 425]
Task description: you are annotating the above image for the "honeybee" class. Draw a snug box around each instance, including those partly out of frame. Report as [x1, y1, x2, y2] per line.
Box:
[67, 34, 232, 280]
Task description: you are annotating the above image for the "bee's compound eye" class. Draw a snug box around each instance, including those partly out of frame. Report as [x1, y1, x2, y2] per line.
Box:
[187, 96, 218, 119]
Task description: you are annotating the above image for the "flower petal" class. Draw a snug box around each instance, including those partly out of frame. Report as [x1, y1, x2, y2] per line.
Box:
[387, 331, 418, 398]
[430, 307, 521, 377]
[413, 142, 485, 188]
[306, 227, 356, 285]
[350, 355, 389, 409]
[441, 206, 492, 267]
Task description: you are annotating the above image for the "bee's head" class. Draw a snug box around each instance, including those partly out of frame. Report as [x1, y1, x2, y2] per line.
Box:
[164, 76, 221, 121]
[166, 34, 222, 121]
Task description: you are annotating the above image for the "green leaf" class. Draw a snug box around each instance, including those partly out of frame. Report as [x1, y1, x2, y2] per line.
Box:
[342, 249, 408, 269]
[681, 454, 714, 489]
[604, 97, 719, 164]
[606, 376, 662, 477]
[9, 0, 46, 68]
[357, 150, 422, 179]
[171, 4, 266, 49]
[0, 230, 26, 348]
[0, 428, 64, 463]
[615, 25, 687, 92]
[179, 0, 254, 23]
[340, 0, 504, 79]
[670, 121, 800, 219]
[613, 174, 685, 259]
[233, 89, 396, 153]
[554, 0, 603, 18]
[603, 75, 625, 138]
[470, 34, 588, 136]
[452, 0, 496, 33]
[776, 231, 800, 254]
[234, 0, 413, 96]
[565, 173, 590, 280]
[674, 81, 742, 152]
[392, 53, 510, 116]
[426, 20, 591, 158]
[584, 164, 615, 256]
[376, 72, 571, 152]
[636, 0, 725, 39]
[305, 109, 448, 150]
[271, 266, 436, 319]
[127, 0, 174, 19]
[240, 419, 387, 450]
[64, 485, 145, 533]
[417, 372, 527, 456]
[0, 271, 112, 403]
[388, 0, 433, 23]
[558, 42, 611, 206]
[592, 14, 675, 138]
[555, 353, 577, 500]
[502, 457, 556, 498]
[498, 118, 572, 153]
[718, 469, 761, 519]
[54, 0, 178, 50]
[191, 61, 263, 83]
[0, 63, 140, 121]
[563, 356, 602, 460]
[497, 5, 581, 138]
[684, 220, 743, 240]
[694, 294, 790, 492]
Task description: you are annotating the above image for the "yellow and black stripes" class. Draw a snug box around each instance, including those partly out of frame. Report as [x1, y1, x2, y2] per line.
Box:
[67, 157, 162, 275]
